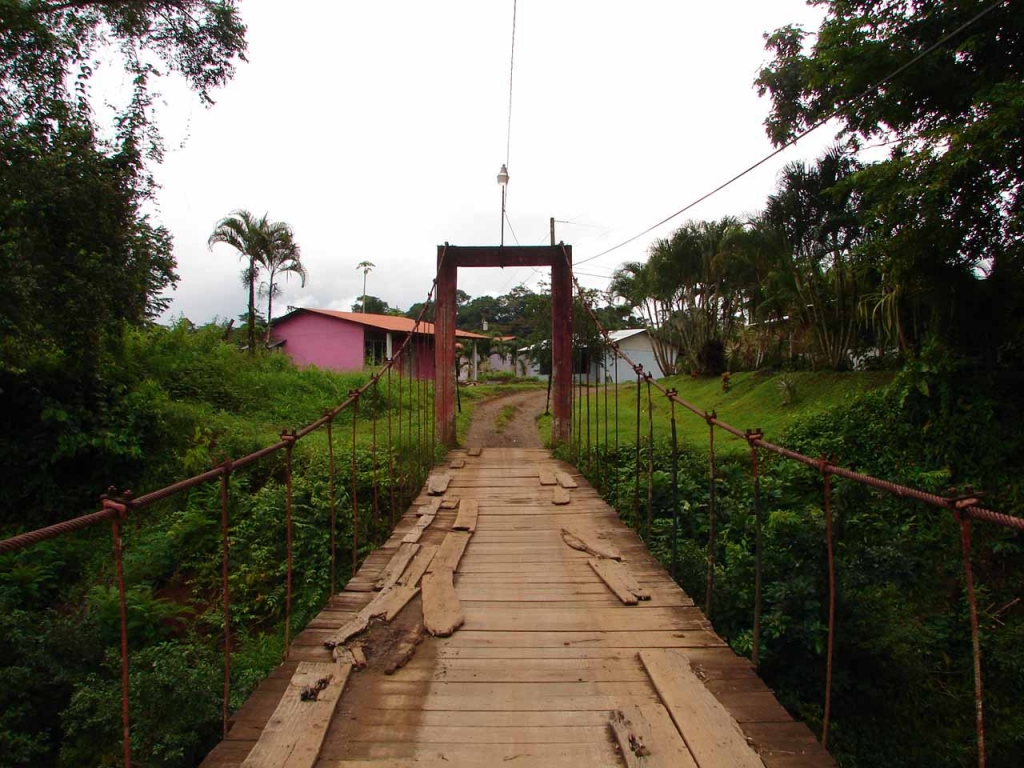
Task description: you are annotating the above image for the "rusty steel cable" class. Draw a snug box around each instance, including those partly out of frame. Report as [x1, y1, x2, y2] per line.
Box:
[371, 378, 380, 538]
[669, 392, 680, 581]
[749, 433, 764, 668]
[633, 368, 642, 529]
[585, 347, 592, 466]
[111, 516, 132, 768]
[283, 431, 295, 660]
[646, 374, 655, 542]
[604, 346, 610, 496]
[327, 416, 337, 597]
[219, 463, 232, 737]
[706, 416, 717, 620]
[822, 458, 836, 749]
[351, 391, 360, 574]
[387, 363, 396, 527]
[956, 511, 986, 768]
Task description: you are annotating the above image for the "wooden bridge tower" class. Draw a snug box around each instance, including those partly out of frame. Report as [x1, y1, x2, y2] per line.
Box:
[434, 244, 573, 447]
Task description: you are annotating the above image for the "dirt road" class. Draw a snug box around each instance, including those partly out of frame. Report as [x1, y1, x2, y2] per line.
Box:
[461, 388, 548, 449]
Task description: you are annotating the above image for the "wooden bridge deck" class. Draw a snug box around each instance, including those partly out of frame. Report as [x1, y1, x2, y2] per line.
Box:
[201, 447, 834, 768]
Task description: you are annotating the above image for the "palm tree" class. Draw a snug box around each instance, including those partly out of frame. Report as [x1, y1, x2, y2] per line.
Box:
[209, 210, 270, 354]
[257, 225, 306, 342]
[356, 261, 374, 313]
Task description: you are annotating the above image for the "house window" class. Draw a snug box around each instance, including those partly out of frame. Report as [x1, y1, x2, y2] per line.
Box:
[364, 338, 387, 367]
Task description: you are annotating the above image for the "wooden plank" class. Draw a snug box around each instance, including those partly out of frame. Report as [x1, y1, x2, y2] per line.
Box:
[609, 703, 698, 768]
[415, 498, 440, 517]
[430, 530, 472, 573]
[378, 584, 420, 622]
[326, 585, 419, 648]
[639, 649, 764, 768]
[383, 619, 426, 675]
[397, 543, 438, 587]
[538, 467, 558, 486]
[240, 660, 351, 768]
[555, 470, 578, 488]
[422, 568, 464, 637]
[440, 498, 460, 510]
[467, 447, 482, 456]
[427, 473, 452, 495]
[449, 459, 466, 469]
[402, 514, 436, 544]
[552, 487, 571, 505]
[453, 499, 478, 532]
[561, 527, 623, 560]
[374, 542, 420, 589]
[590, 558, 651, 604]
[349, 644, 366, 670]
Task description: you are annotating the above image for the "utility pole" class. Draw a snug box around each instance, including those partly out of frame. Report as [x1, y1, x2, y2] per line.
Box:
[550, 217, 555, 246]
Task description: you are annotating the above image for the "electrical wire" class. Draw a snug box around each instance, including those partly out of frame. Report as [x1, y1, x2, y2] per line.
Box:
[505, 0, 517, 167]
[574, 0, 1004, 267]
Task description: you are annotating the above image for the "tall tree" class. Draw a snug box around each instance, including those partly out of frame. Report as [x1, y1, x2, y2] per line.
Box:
[756, 0, 1024, 358]
[209, 211, 287, 353]
[356, 261, 374, 313]
[258, 225, 306, 341]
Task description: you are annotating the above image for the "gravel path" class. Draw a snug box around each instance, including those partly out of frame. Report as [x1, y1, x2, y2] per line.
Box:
[462, 388, 548, 449]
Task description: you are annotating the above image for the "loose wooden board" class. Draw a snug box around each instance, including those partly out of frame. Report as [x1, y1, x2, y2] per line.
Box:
[240, 659, 351, 768]
[589, 558, 651, 604]
[427, 473, 452, 495]
[402, 514, 436, 544]
[326, 585, 419, 647]
[375, 543, 420, 589]
[561, 527, 623, 560]
[383, 619, 425, 675]
[415, 498, 441, 517]
[449, 459, 466, 469]
[397, 544, 438, 588]
[430, 531, 472, 573]
[609, 703, 698, 768]
[552, 487, 571, 505]
[440, 498, 460, 510]
[638, 649, 764, 768]
[538, 467, 558, 486]
[467, 447, 482, 456]
[422, 568, 464, 637]
[452, 499, 478, 532]
[555, 471, 578, 489]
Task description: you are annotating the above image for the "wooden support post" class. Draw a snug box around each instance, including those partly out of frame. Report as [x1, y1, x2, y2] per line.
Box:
[435, 248, 458, 447]
[551, 245, 572, 445]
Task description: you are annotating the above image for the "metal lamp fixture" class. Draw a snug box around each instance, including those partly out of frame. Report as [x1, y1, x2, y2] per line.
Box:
[497, 164, 509, 246]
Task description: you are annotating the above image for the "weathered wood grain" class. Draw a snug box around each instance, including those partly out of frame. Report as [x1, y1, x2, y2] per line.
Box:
[609, 703, 698, 768]
[561, 527, 623, 560]
[452, 499, 478, 532]
[427, 473, 452, 495]
[374, 542, 420, 589]
[589, 558, 651, 604]
[422, 568, 464, 637]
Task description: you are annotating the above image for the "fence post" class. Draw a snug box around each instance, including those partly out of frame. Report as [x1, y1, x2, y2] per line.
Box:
[820, 454, 836, 748]
[219, 461, 233, 737]
[668, 391, 680, 581]
[705, 412, 717, 620]
[746, 430, 764, 668]
[102, 493, 132, 768]
[282, 430, 296, 660]
[952, 495, 985, 768]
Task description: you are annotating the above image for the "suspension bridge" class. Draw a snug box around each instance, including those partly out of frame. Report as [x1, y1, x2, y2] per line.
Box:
[2, 245, 1020, 767]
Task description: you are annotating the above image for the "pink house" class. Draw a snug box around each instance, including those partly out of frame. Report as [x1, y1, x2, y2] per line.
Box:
[270, 309, 488, 378]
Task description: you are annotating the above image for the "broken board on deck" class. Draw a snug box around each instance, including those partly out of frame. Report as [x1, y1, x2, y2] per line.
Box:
[374, 542, 420, 589]
[538, 467, 558, 486]
[552, 487, 571, 505]
[453, 499, 478, 532]
[427, 473, 452, 495]
[561, 527, 622, 560]
[589, 558, 651, 605]
[240, 658, 351, 768]
[403, 513, 437, 544]
[422, 568, 464, 637]
[638, 648, 764, 768]
[556, 471, 578, 489]
[609, 703, 697, 768]
[398, 543, 438, 588]
[431, 530, 472, 572]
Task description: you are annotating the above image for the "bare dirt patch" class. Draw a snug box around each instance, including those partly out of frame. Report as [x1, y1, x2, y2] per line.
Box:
[462, 388, 548, 448]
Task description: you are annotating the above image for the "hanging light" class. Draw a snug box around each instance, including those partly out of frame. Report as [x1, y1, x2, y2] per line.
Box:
[497, 164, 509, 186]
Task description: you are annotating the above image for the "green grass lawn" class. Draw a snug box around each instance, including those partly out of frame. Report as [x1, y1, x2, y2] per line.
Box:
[575, 370, 893, 457]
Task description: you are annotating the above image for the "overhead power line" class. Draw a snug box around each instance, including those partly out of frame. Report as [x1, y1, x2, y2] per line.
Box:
[574, 0, 1004, 267]
[505, 0, 517, 167]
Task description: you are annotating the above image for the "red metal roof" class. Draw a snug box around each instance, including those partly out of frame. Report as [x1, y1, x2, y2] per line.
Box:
[287, 309, 490, 339]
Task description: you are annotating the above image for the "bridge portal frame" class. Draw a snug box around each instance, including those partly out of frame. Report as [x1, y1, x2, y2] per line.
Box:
[435, 244, 573, 447]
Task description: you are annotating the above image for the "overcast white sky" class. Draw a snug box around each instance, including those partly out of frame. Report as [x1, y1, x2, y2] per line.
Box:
[147, 0, 835, 324]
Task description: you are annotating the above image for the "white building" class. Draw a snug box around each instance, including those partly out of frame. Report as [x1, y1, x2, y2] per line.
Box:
[518, 329, 678, 382]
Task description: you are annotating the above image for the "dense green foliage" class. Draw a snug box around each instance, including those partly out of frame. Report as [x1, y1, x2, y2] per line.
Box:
[0, 324, 440, 766]
[569, 365, 1024, 767]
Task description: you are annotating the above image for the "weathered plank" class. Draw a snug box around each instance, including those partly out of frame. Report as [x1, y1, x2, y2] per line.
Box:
[240, 660, 351, 768]
[555, 471, 578, 489]
[589, 558, 651, 604]
[453, 499, 478, 532]
[430, 530, 472, 573]
[449, 459, 466, 469]
[397, 543, 438, 588]
[440, 498, 460, 510]
[415, 498, 440, 517]
[427, 473, 452, 495]
[383, 618, 426, 675]
[402, 514, 436, 544]
[638, 649, 764, 768]
[348, 644, 367, 670]
[552, 487, 571, 505]
[538, 467, 558, 486]
[422, 568, 464, 637]
[374, 542, 420, 589]
[609, 703, 698, 768]
[467, 447, 482, 456]
[561, 527, 623, 560]
[326, 585, 419, 648]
